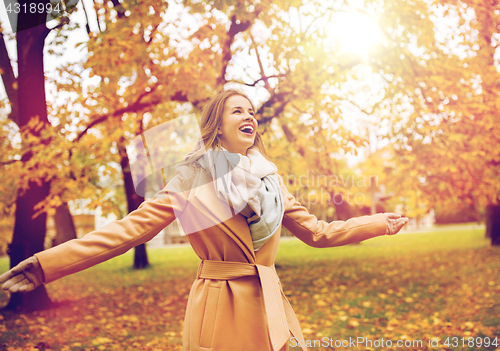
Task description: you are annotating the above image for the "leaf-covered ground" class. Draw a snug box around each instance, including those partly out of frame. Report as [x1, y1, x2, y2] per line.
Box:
[0, 226, 499, 351]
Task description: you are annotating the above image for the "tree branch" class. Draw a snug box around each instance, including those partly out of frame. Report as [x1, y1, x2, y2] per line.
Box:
[110, 0, 126, 19]
[92, 0, 104, 32]
[256, 89, 288, 120]
[75, 84, 190, 142]
[217, 15, 252, 86]
[81, 0, 92, 35]
[1, 159, 20, 165]
[250, 32, 270, 90]
[0, 26, 19, 125]
[228, 74, 288, 87]
[75, 84, 160, 142]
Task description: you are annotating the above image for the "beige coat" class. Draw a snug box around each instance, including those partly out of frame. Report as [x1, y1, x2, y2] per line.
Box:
[35, 165, 387, 351]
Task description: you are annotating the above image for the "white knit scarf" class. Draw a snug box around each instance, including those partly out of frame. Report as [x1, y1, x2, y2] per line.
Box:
[197, 147, 284, 251]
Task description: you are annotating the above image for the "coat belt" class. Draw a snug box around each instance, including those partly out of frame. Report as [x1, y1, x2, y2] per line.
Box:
[197, 260, 307, 351]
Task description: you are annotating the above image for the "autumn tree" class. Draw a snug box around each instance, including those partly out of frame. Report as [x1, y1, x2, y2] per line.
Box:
[435, 0, 500, 245]
[363, 0, 500, 244]
[3, 0, 54, 310]
[0, 0, 94, 310]
[0, 27, 79, 247]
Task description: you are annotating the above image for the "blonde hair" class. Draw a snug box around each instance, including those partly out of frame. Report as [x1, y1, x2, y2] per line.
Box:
[182, 90, 268, 165]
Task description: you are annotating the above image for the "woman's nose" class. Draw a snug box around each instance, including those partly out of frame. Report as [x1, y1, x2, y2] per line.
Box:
[243, 114, 257, 125]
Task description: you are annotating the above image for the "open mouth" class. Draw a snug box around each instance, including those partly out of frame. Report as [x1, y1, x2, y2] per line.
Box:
[239, 124, 254, 136]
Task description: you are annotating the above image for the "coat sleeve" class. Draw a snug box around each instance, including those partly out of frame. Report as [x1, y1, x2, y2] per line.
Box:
[34, 168, 192, 283]
[278, 175, 388, 248]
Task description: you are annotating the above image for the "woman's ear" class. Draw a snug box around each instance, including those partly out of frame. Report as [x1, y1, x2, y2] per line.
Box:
[217, 129, 222, 135]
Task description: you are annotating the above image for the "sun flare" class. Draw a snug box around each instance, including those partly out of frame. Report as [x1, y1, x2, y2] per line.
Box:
[326, 12, 382, 58]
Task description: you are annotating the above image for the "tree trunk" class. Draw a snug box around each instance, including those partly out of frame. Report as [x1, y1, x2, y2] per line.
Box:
[53, 202, 77, 246]
[333, 192, 353, 220]
[485, 204, 500, 246]
[5, 1, 53, 311]
[6, 180, 52, 311]
[0, 29, 19, 124]
[133, 243, 149, 269]
[118, 141, 149, 269]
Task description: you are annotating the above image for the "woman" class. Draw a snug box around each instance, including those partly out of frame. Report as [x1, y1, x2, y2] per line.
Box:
[0, 90, 408, 351]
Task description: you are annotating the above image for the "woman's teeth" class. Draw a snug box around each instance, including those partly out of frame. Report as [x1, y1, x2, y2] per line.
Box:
[239, 126, 254, 134]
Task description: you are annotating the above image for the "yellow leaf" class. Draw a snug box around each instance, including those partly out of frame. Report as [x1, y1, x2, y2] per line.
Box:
[348, 319, 359, 328]
[92, 337, 113, 345]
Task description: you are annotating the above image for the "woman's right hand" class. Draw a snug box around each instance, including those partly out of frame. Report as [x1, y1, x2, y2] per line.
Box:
[385, 213, 409, 235]
[0, 256, 44, 293]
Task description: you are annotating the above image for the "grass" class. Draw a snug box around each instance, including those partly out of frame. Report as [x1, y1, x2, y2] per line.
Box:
[0, 226, 499, 350]
[276, 227, 490, 262]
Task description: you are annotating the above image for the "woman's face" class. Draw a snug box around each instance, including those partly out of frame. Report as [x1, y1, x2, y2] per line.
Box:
[218, 95, 258, 156]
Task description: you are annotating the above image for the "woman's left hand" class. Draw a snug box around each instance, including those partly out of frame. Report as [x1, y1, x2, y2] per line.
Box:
[0, 256, 44, 293]
[384, 213, 409, 235]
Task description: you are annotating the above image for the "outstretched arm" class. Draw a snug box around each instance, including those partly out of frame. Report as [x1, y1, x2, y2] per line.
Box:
[0, 169, 192, 293]
[278, 175, 408, 248]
